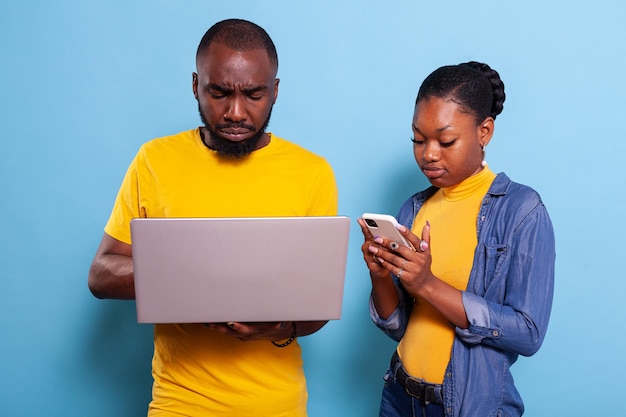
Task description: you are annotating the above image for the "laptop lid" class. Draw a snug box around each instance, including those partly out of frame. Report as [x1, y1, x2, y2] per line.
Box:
[130, 216, 350, 323]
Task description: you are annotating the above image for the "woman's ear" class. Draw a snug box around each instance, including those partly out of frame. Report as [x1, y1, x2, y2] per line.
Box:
[479, 117, 495, 147]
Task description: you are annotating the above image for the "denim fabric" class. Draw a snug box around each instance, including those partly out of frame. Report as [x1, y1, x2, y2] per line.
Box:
[379, 353, 444, 417]
[370, 173, 556, 417]
[380, 369, 445, 417]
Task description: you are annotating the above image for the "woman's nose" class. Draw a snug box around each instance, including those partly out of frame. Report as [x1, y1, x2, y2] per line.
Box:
[423, 141, 440, 162]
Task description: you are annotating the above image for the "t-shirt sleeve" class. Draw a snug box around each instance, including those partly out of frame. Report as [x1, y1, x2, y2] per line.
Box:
[308, 159, 338, 216]
[103, 154, 143, 244]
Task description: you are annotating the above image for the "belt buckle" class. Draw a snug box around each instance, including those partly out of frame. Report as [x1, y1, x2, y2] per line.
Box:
[404, 376, 430, 406]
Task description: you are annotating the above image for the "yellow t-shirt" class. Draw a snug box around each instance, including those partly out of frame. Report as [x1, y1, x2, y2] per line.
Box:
[398, 167, 495, 384]
[104, 128, 338, 417]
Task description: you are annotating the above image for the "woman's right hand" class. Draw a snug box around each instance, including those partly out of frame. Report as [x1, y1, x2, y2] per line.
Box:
[358, 217, 403, 319]
[357, 217, 391, 279]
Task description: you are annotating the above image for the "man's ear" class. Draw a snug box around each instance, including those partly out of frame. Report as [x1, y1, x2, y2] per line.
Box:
[272, 78, 280, 104]
[192, 72, 199, 100]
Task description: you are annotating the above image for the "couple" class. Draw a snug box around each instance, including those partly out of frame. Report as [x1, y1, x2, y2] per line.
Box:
[88, 18, 555, 417]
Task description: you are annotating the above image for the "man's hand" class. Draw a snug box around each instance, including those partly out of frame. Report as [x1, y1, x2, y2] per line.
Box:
[203, 320, 327, 342]
[203, 321, 295, 342]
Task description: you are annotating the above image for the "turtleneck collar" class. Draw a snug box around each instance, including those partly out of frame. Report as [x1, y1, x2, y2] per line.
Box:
[441, 166, 496, 202]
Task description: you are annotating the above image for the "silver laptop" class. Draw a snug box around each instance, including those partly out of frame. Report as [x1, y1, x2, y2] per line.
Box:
[130, 216, 350, 323]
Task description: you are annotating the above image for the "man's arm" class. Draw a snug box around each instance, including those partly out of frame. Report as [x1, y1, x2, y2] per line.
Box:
[87, 233, 329, 338]
[295, 321, 327, 336]
[88, 233, 135, 300]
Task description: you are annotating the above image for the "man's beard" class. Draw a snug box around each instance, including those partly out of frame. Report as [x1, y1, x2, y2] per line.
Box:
[198, 103, 272, 158]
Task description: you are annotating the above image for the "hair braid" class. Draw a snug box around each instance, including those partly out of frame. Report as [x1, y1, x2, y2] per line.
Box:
[462, 61, 506, 119]
[417, 61, 506, 123]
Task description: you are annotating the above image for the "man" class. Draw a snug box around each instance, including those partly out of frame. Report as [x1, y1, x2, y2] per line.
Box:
[88, 19, 338, 417]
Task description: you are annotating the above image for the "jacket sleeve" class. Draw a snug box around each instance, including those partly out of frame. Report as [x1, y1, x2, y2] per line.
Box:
[368, 196, 422, 341]
[456, 198, 556, 357]
[369, 279, 413, 342]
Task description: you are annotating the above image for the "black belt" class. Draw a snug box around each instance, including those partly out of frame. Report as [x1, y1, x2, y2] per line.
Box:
[391, 352, 443, 406]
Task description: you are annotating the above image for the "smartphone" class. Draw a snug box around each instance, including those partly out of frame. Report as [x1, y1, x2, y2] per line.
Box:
[361, 213, 413, 250]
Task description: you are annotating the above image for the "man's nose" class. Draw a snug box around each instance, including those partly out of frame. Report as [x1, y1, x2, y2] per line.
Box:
[224, 97, 246, 122]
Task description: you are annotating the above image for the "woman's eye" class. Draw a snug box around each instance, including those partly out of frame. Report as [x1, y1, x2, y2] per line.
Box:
[410, 137, 424, 145]
[440, 140, 456, 148]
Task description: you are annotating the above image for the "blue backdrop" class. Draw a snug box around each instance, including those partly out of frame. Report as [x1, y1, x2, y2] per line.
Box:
[2, 1, 625, 416]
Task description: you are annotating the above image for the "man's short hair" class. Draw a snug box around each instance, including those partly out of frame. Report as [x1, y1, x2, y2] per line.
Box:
[196, 19, 278, 69]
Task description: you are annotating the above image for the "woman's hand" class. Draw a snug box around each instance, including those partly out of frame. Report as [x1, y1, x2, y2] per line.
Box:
[357, 217, 391, 279]
[365, 221, 434, 298]
[365, 221, 469, 328]
[358, 217, 431, 319]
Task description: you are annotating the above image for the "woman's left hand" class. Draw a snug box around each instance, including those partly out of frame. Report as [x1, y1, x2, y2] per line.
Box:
[368, 221, 470, 328]
[367, 221, 435, 298]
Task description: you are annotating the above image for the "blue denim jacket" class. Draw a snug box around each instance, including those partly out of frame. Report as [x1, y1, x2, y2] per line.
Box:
[370, 173, 555, 417]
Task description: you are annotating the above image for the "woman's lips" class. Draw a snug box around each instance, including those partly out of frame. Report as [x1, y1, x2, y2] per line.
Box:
[422, 166, 446, 179]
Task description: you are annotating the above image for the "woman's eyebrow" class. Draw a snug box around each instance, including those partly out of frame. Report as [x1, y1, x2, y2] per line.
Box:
[412, 123, 452, 134]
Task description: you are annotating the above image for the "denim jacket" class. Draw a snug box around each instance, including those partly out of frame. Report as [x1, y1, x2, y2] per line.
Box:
[370, 173, 555, 417]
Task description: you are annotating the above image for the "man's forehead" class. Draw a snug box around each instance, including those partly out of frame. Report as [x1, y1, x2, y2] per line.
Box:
[198, 43, 274, 69]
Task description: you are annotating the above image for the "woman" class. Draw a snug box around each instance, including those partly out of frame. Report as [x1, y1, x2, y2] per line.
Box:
[358, 62, 555, 417]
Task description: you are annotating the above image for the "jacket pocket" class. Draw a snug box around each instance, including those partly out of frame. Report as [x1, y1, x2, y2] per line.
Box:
[471, 242, 508, 300]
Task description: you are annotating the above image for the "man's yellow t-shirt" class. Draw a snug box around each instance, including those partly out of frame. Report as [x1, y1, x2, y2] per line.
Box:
[104, 128, 338, 417]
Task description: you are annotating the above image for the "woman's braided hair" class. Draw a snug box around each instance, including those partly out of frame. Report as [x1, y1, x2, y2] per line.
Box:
[416, 61, 506, 123]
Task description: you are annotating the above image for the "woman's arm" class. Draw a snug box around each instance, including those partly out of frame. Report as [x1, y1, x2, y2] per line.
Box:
[458, 201, 556, 356]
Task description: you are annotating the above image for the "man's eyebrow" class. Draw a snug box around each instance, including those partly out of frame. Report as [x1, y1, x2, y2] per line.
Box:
[208, 83, 232, 94]
[207, 83, 267, 94]
[240, 85, 267, 94]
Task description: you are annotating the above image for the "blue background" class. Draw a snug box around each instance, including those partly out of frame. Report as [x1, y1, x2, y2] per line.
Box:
[2, 1, 625, 416]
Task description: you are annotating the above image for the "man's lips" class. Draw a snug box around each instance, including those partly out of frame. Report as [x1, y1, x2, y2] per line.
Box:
[219, 127, 252, 141]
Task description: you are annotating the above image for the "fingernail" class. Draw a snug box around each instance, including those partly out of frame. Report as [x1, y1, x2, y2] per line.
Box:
[374, 237, 383, 244]
[368, 245, 378, 254]
[395, 224, 407, 232]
